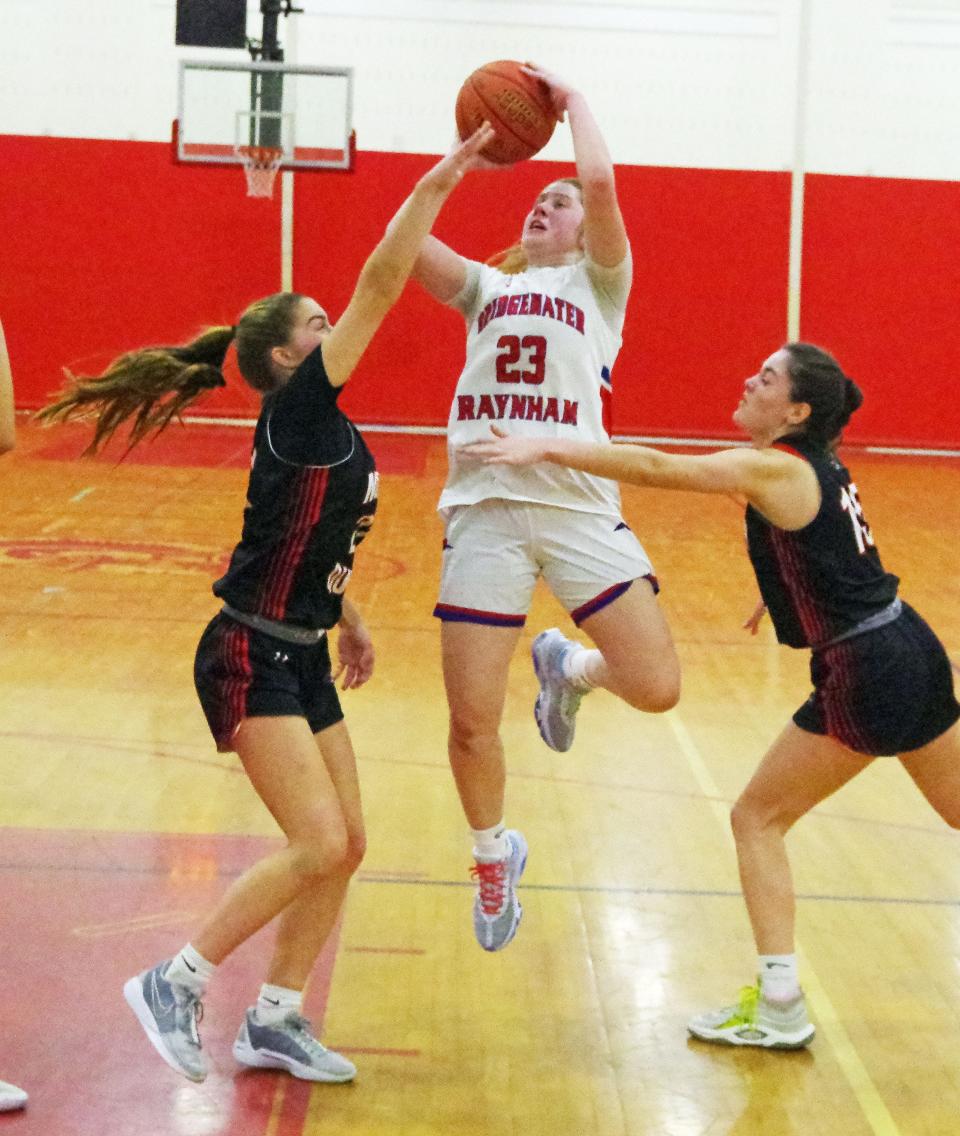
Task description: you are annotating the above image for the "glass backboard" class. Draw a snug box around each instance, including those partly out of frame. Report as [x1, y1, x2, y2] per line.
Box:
[176, 59, 354, 170]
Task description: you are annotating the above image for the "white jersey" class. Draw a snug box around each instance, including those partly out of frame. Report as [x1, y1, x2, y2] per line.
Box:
[439, 252, 632, 516]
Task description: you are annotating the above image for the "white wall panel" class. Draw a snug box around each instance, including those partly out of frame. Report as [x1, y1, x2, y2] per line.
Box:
[3, 0, 960, 178]
[291, 2, 799, 169]
[804, 0, 960, 177]
[0, 0, 798, 168]
[1, 0, 190, 139]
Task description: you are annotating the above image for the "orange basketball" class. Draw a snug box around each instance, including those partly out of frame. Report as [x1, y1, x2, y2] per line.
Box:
[455, 60, 557, 165]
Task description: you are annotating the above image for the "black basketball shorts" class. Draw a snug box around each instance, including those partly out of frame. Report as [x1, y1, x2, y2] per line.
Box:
[194, 611, 343, 752]
[793, 601, 960, 756]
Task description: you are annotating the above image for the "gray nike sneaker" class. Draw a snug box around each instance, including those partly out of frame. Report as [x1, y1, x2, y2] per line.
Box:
[687, 983, 815, 1049]
[0, 1081, 28, 1112]
[233, 1010, 356, 1082]
[123, 962, 206, 1082]
[532, 628, 585, 752]
[471, 829, 528, 951]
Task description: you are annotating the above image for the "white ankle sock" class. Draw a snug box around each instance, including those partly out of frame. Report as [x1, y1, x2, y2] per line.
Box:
[758, 953, 801, 1002]
[471, 820, 508, 860]
[164, 943, 216, 995]
[564, 647, 602, 691]
[255, 983, 303, 1026]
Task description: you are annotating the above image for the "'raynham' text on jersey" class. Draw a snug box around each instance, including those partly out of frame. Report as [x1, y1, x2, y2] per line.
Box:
[440, 254, 631, 516]
[746, 437, 898, 648]
[213, 346, 378, 631]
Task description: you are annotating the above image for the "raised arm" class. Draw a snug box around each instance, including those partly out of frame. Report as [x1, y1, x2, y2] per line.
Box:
[526, 65, 628, 269]
[461, 428, 820, 530]
[321, 124, 494, 387]
[0, 318, 15, 454]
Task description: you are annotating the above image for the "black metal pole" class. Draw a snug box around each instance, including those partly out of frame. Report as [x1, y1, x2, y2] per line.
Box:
[247, 0, 302, 148]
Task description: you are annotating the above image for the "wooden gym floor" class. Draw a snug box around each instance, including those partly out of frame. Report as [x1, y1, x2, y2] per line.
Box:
[2, 419, 959, 1136]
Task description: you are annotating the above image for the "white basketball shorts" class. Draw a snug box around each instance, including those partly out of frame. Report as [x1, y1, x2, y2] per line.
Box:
[433, 498, 656, 628]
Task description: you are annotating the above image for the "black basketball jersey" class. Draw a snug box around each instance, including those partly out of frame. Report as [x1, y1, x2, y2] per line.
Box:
[746, 437, 898, 648]
[213, 345, 378, 630]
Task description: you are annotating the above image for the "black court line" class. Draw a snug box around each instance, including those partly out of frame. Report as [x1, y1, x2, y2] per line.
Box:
[0, 857, 957, 911]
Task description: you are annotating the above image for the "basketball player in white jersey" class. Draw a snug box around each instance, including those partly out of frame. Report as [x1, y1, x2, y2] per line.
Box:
[412, 65, 681, 952]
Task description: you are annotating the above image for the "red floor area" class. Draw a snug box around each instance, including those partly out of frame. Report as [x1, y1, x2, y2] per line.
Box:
[0, 828, 344, 1136]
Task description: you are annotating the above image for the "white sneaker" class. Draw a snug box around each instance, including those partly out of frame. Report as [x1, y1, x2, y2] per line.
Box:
[471, 830, 528, 951]
[688, 983, 815, 1049]
[123, 961, 207, 1081]
[531, 628, 586, 753]
[0, 1081, 27, 1112]
[234, 1009, 356, 1082]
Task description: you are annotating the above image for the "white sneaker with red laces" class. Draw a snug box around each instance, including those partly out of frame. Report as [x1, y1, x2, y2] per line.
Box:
[470, 830, 528, 951]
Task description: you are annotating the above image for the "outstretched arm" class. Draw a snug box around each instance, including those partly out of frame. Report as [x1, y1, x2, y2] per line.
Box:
[461, 426, 820, 529]
[321, 123, 495, 387]
[0, 318, 15, 454]
[525, 64, 628, 269]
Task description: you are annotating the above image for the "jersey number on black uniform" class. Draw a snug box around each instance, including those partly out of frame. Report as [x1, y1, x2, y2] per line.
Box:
[840, 482, 875, 554]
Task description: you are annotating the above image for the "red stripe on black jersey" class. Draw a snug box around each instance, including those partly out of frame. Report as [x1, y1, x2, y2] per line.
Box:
[256, 466, 331, 620]
[768, 527, 830, 646]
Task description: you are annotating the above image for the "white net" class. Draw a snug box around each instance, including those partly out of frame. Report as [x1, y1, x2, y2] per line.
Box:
[235, 145, 284, 198]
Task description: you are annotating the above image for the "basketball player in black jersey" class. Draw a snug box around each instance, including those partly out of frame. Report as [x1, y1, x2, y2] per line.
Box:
[463, 341, 960, 1050]
[38, 124, 496, 1084]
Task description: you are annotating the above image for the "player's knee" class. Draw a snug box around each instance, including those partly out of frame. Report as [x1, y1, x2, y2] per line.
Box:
[729, 798, 757, 842]
[645, 676, 681, 713]
[730, 795, 793, 841]
[448, 712, 500, 759]
[289, 826, 350, 882]
[620, 672, 681, 714]
[343, 828, 367, 874]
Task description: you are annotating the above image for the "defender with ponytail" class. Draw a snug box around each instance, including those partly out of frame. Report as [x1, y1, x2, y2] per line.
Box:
[38, 125, 496, 1087]
[463, 341, 960, 1052]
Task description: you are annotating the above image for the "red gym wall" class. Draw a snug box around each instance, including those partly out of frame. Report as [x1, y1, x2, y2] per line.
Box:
[3, 133, 960, 448]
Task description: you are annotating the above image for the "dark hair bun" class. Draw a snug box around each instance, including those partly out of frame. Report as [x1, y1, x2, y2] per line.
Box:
[844, 376, 863, 414]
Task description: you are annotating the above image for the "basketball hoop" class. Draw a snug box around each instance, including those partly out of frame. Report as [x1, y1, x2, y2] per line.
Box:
[235, 145, 284, 198]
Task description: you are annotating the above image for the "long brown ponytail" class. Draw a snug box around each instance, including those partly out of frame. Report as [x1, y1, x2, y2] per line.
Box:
[36, 292, 306, 455]
[36, 326, 234, 455]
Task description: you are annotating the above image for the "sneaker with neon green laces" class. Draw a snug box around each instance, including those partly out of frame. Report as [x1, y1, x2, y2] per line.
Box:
[687, 983, 815, 1049]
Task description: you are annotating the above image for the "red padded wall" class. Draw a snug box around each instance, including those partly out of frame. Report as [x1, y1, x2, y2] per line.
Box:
[3, 133, 959, 447]
[0, 134, 277, 421]
[801, 173, 960, 448]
